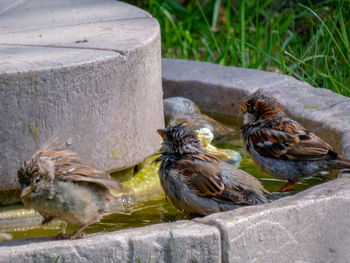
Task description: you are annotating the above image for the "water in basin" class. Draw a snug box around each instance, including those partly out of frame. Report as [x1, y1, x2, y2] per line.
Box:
[0, 119, 335, 241]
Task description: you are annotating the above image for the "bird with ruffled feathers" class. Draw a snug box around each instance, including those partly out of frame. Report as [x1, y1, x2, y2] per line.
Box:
[18, 136, 124, 239]
[155, 123, 267, 216]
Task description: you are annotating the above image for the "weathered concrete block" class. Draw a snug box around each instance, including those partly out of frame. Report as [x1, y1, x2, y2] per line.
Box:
[128, 221, 221, 263]
[198, 179, 350, 263]
[0, 232, 130, 263]
[0, 220, 221, 263]
[0, 0, 163, 204]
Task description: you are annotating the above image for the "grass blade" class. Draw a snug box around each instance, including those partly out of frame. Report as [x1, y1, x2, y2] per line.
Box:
[169, 222, 180, 263]
[299, 3, 350, 67]
[239, 0, 246, 67]
[211, 0, 222, 30]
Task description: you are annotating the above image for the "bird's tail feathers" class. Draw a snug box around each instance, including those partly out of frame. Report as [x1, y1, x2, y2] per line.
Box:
[41, 130, 74, 152]
[329, 157, 350, 169]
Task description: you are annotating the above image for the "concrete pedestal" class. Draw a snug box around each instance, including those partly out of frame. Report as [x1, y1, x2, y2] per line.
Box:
[0, 0, 163, 204]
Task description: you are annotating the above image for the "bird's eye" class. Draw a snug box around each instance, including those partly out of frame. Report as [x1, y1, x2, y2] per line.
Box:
[246, 102, 254, 113]
[35, 176, 41, 183]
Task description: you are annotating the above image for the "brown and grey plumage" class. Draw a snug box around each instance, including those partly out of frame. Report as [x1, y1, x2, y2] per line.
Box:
[239, 91, 350, 191]
[155, 123, 267, 216]
[18, 148, 123, 239]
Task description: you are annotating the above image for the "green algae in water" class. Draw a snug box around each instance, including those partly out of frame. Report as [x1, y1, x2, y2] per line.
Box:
[0, 122, 335, 241]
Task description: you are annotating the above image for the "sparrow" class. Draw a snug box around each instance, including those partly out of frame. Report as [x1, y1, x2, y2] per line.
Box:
[155, 123, 267, 216]
[239, 91, 350, 191]
[18, 148, 124, 239]
[164, 96, 235, 140]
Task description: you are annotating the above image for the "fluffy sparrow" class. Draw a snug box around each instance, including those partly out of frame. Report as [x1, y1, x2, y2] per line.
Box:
[155, 123, 267, 216]
[239, 91, 350, 191]
[18, 148, 123, 239]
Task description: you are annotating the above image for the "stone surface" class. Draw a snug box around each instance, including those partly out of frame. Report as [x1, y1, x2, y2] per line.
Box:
[0, 0, 151, 34]
[198, 179, 350, 263]
[0, 221, 221, 263]
[163, 96, 200, 126]
[129, 221, 221, 263]
[0, 0, 163, 203]
[163, 96, 235, 140]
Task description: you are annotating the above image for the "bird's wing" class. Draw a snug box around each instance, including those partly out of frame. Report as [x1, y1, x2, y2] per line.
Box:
[37, 150, 122, 190]
[248, 119, 336, 161]
[177, 154, 265, 205]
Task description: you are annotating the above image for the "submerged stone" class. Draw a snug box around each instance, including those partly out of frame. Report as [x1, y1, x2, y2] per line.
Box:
[196, 127, 241, 167]
[164, 96, 235, 140]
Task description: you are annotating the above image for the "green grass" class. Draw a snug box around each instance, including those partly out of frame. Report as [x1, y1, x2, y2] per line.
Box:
[130, 0, 350, 96]
[169, 222, 180, 263]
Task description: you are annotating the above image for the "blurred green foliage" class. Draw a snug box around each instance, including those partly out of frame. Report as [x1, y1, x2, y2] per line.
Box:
[127, 0, 350, 96]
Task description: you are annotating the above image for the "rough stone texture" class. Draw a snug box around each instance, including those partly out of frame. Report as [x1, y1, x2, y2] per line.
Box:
[0, 221, 221, 263]
[129, 221, 221, 263]
[198, 179, 350, 263]
[0, 231, 130, 263]
[0, 0, 163, 203]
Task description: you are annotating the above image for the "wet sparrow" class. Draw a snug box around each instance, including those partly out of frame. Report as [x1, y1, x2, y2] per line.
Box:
[18, 148, 123, 239]
[155, 123, 267, 216]
[239, 91, 350, 191]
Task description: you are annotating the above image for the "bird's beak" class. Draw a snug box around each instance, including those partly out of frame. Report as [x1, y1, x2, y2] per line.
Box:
[238, 102, 247, 112]
[157, 129, 166, 139]
[20, 185, 34, 198]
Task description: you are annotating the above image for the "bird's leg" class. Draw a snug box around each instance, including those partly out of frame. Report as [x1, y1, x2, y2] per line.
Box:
[56, 224, 90, 240]
[55, 221, 68, 240]
[276, 181, 296, 192]
[68, 224, 90, 239]
[41, 216, 54, 225]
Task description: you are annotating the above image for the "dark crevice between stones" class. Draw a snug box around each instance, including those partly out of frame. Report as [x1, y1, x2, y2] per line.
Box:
[127, 238, 135, 263]
[193, 220, 226, 263]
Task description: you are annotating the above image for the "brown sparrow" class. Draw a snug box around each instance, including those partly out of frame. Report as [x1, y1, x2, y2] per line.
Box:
[239, 91, 350, 191]
[18, 148, 123, 239]
[155, 123, 267, 216]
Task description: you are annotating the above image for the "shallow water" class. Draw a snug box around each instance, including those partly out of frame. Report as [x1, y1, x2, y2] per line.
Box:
[0, 122, 335, 241]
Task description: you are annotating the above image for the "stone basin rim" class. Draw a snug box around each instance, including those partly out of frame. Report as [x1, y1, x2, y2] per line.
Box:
[0, 17, 160, 75]
[1, 58, 350, 262]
